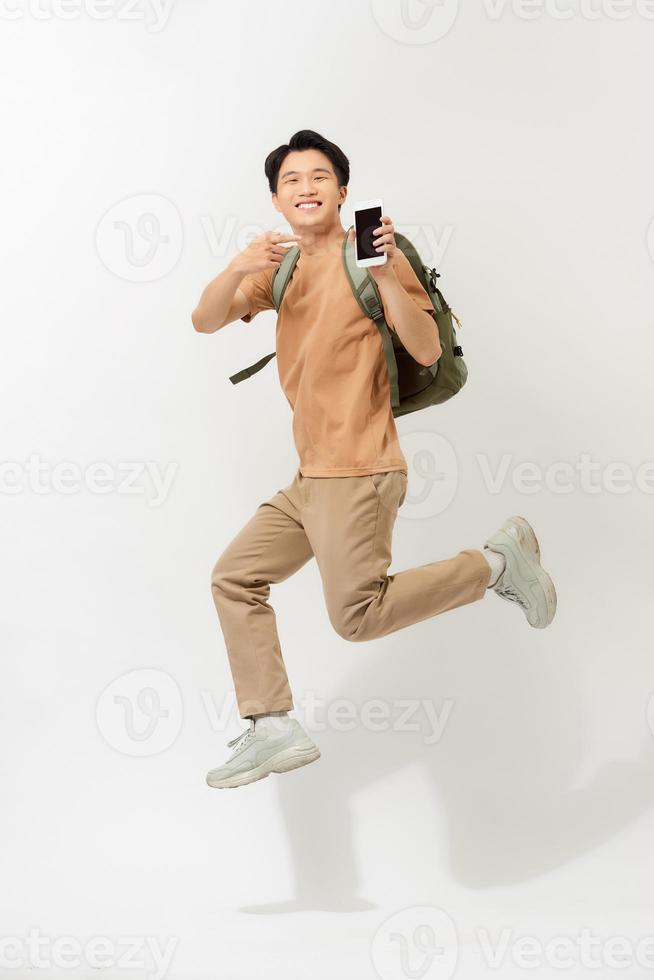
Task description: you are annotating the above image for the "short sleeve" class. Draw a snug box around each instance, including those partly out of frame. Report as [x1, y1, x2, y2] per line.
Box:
[382, 249, 434, 332]
[238, 266, 276, 323]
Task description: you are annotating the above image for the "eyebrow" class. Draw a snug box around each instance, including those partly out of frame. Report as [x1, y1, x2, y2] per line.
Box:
[280, 167, 333, 179]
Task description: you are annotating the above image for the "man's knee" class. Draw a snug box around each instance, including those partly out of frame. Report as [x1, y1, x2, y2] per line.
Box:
[328, 607, 366, 643]
[210, 555, 233, 598]
[211, 555, 266, 605]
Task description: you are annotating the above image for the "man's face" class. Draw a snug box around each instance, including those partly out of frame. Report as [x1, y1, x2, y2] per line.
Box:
[272, 148, 347, 229]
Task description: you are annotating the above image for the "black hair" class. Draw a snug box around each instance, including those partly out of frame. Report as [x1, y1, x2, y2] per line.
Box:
[264, 129, 350, 213]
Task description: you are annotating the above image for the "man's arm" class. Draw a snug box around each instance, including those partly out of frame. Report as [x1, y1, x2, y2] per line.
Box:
[191, 262, 249, 334]
[191, 230, 302, 333]
[360, 216, 442, 367]
[376, 269, 442, 366]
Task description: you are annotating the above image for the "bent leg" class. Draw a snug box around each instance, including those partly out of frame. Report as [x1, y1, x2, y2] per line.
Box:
[303, 471, 491, 642]
[211, 472, 314, 718]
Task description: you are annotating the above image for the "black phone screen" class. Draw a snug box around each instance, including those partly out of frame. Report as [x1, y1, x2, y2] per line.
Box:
[355, 206, 382, 260]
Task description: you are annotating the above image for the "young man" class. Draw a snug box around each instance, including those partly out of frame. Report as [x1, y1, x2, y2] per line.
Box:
[192, 130, 557, 790]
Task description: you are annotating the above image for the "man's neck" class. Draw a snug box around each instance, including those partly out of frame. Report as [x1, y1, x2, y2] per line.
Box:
[296, 223, 347, 258]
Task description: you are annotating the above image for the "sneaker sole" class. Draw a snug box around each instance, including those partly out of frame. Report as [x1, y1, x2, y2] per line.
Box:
[487, 515, 557, 628]
[206, 743, 321, 790]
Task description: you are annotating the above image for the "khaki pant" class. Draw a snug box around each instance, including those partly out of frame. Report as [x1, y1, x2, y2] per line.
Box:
[211, 468, 492, 719]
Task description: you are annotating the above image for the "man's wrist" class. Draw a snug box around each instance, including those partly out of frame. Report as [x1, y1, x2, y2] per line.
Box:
[226, 257, 246, 280]
[372, 264, 399, 289]
[373, 266, 402, 299]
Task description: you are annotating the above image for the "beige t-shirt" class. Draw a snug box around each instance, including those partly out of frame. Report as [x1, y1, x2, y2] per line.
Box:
[238, 234, 435, 477]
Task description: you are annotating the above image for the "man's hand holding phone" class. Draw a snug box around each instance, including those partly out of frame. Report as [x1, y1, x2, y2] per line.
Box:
[350, 214, 398, 282]
[369, 215, 398, 282]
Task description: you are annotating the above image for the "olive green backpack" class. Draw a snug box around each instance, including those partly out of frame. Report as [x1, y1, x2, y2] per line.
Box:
[229, 226, 466, 418]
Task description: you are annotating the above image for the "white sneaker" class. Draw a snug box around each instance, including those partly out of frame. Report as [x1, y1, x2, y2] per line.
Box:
[484, 515, 557, 629]
[206, 717, 321, 789]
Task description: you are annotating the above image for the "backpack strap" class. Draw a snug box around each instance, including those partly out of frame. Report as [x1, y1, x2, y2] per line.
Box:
[272, 244, 300, 311]
[228, 246, 300, 385]
[341, 225, 401, 410]
[228, 350, 277, 384]
[229, 234, 413, 411]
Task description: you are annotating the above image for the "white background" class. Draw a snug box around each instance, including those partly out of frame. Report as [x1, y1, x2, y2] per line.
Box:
[2, 0, 654, 978]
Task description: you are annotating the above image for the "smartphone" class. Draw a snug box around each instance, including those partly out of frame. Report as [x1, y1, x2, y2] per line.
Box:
[354, 198, 385, 268]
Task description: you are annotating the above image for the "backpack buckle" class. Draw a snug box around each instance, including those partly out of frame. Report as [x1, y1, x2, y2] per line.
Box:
[427, 267, 441, 293]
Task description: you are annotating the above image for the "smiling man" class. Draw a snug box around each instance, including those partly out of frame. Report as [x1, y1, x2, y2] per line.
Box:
[192, 129, 557, 790]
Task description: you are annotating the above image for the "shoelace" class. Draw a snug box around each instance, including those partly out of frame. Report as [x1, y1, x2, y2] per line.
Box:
[227, 719, 256, 752]
[496, 582, 528, 609]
